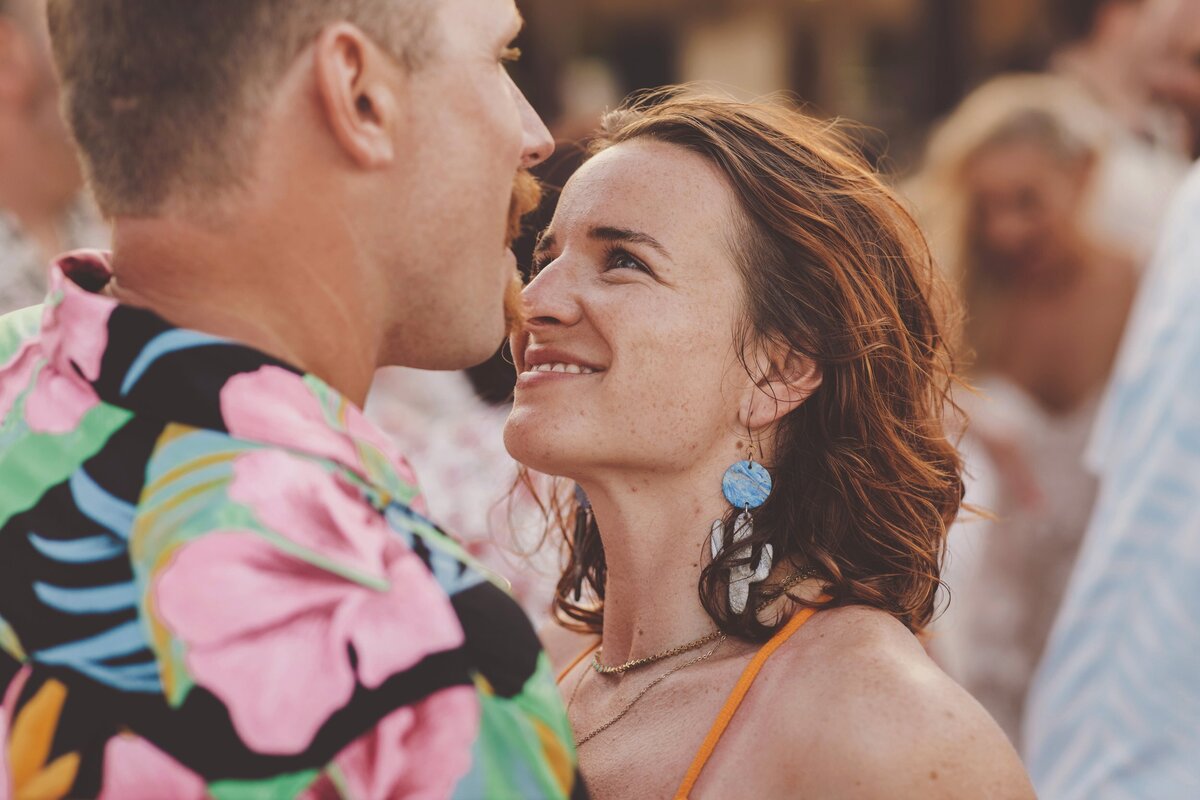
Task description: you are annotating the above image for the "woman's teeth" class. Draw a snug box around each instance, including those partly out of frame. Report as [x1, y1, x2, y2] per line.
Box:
[528, 363, 596, 375]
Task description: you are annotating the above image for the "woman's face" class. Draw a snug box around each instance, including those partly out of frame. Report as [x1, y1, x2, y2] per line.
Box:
[963, 139, 1090, 277]
[504, 139, 753, 481]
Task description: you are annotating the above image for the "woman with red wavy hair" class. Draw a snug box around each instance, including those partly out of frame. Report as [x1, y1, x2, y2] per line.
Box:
[504, 91, 1035, 798]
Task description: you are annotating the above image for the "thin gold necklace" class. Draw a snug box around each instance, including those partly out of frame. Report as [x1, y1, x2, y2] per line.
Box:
[570, 634, 726, 747]
[591, 629, 722, 675]
[569, 569, 817, 747]
[589, 568, 815, 675]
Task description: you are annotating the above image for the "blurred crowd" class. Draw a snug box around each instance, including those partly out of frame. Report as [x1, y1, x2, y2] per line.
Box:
[910, 0, 1194, 747]
[1, 0, 1198, 796]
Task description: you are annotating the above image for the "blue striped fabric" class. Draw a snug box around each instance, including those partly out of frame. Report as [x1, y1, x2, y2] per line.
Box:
[34, 619, 160, 694]
[28, 532, 125, 563]
[20, 466, 162, 695]
[70, 468, 136, 540]
[1022, 162, 1200, 800]
[121, 328, 234, 397]
[33, 581, 139, 615]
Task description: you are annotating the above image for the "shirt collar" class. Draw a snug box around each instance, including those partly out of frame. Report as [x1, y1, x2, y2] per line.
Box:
[44, 250, 423, 506]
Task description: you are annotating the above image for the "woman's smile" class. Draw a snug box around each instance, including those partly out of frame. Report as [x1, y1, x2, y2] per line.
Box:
[516, 343, 606, 387]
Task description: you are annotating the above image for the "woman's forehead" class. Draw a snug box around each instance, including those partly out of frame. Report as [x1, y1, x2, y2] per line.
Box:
[551, 140, 740, 241]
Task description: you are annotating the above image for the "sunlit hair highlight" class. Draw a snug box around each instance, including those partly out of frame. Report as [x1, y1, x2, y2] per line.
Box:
[527, 89, 966, 641]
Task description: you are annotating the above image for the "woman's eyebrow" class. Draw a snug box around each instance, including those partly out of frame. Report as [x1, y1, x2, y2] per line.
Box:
[589, 225, 674, 262]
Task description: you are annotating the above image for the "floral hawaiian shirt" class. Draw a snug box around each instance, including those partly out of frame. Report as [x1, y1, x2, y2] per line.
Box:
[0, 251, 582, 799]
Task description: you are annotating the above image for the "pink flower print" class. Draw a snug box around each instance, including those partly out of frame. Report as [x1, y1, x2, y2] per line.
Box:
[153, 450, 466, 755]
[219, 366, 425, 510]
[43, 257, 113, 385]
[99, 735, 208, 800]
[0, 281, 113, 436]
[23, 361, 107, 435]
[301, 687, 478, 800]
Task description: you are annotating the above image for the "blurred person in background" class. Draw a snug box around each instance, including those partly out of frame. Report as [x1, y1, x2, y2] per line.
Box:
[1050, 0, 1191, 262]
[0, 0, 584, 797]
[1023, 1, 1200, 797]
[0, 0, 104, 313]
[909, 74, 1138, 745]
[1141, 0, 1200, 151]
[520, 91, 1034, 799]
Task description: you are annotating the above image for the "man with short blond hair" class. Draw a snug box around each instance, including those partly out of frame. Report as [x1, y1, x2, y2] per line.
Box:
[48, 0, 435, 216]
[0, 1, 579, 797]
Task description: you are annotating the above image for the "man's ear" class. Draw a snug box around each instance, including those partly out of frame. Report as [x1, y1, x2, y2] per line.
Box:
[312, 23, 400, 169]
[739, 346, 822, 432]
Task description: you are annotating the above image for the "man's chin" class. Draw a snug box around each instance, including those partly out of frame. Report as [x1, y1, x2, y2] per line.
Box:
[378, 310, 509, 371]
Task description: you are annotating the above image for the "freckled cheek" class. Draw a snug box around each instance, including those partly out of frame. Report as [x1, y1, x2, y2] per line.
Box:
[599, 312, 736, 431]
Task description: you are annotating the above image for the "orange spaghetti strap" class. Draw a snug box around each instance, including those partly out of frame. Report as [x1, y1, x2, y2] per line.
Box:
[674, 606, 820, 799]
[556, 640, 601, 685]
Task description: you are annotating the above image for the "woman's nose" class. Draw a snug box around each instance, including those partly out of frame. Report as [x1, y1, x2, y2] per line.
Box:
[521, 258, 584, 329]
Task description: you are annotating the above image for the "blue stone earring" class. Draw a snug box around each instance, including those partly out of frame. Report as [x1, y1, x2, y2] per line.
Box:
[710, 442, 773, 614]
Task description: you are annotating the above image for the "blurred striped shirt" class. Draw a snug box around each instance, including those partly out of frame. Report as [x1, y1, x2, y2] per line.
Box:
[1023, 161, 1200, 800]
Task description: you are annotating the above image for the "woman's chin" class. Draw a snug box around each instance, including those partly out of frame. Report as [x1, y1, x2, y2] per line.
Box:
[502, 420, 571, 476]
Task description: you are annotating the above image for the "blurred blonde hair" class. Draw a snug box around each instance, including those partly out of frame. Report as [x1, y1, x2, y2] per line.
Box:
[905, 74, 1111, 365]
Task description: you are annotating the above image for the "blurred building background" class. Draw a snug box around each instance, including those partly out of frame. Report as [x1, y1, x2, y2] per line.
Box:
[511, 0, 1061, 173]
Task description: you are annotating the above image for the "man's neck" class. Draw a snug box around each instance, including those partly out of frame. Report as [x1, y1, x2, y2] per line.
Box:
[108, 213, 383, 406]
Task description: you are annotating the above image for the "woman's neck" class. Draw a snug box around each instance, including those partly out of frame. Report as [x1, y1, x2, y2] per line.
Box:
[583, 468, 730, 675]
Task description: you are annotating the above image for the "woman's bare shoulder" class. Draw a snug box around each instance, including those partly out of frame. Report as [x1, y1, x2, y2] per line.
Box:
[762, 605, 1036, 799]
[538, 618, 599, 675]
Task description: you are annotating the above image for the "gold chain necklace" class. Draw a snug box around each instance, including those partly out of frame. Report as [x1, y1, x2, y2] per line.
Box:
[567, 569, 819, 747]
[570, 634, 727, 747]
[588, 568, 815, 676]
[591, 629, 722, 675]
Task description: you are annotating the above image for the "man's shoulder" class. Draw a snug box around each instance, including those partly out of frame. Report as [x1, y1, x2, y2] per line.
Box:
[135, 432, 379, 545]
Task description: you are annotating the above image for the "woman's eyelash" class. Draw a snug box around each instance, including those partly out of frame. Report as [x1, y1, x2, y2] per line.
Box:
[603, 246, 651, 274]
[529, 247, 653, 277]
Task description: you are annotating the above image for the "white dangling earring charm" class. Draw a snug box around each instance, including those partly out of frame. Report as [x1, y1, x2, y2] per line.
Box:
[710, 442, 774, 614]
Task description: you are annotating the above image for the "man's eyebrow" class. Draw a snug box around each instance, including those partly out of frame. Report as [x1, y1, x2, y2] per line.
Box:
[589, 226, 673, 261]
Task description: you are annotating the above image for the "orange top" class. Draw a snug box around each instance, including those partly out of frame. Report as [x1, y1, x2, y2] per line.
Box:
[556, 606, 821, 799]
[556, 640, 600, 684]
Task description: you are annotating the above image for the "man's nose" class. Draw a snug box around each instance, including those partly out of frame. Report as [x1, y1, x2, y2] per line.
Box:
[516, 85, 555, 169]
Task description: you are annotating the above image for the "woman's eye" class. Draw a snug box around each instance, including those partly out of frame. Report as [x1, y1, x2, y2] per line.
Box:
[606, 249, 650, 274]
